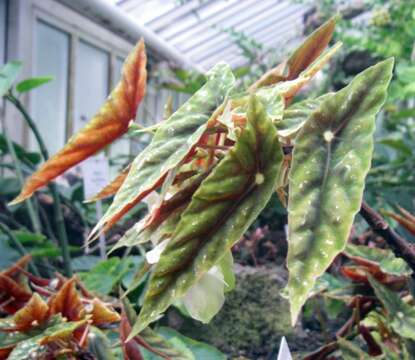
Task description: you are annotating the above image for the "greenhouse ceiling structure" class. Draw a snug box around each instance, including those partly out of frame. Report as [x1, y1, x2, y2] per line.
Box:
[115, 0, 310, 71]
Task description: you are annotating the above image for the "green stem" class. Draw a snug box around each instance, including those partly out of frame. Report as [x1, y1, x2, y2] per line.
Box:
[0, 223, 40, 275]
[2, 130, 42, 233]
[6, 93, 72, 276]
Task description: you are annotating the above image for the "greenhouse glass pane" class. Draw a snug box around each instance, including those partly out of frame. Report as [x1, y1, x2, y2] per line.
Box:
[32, 21, 69, 154]
[0, 0, 6, 65]
[74, 40, 109, 132]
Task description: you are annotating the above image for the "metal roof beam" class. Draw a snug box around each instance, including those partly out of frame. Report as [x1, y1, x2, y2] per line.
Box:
[185, 3, 303, 60]
[179, 0, 290, 53]
[190, 8, 305, 63]
[148, 0, 216, 32]
[163, 0, 257, 42]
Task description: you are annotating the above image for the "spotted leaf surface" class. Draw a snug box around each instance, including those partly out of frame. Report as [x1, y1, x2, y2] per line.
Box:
[277, 94, 331, 139]
[131, 95, 283, 336]
[368, 276, 415, 341]
[286, 59, 394, 325]
[92, 63, 235, 235]
[11, 40, 147, 204]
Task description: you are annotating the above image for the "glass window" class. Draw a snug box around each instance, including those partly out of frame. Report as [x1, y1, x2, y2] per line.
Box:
[31, 21, 69, 154]
[0, 0, 6, 65]
[74, 40, 109, 132]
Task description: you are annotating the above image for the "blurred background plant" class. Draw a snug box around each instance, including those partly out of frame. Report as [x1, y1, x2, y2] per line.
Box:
[1, 0, 415, 358]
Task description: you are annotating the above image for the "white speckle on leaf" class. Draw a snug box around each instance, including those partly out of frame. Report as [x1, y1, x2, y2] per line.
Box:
[323, 130, 334, 142]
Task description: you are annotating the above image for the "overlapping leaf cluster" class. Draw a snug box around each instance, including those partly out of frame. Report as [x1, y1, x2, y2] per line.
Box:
[0, 256, 120, 359]
[304, 242, 415, 359]
[12, 15, 395, 345]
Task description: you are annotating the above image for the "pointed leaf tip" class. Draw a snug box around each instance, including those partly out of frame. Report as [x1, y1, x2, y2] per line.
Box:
[10, 39, 147, 204]
[287, 59, 394, 325]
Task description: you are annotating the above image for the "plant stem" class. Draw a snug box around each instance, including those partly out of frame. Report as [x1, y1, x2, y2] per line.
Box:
[360, 201, 415, 272]
[6, 93, 72, 276]
[2, 130, 42, 233]
[0, 222, 40, 275]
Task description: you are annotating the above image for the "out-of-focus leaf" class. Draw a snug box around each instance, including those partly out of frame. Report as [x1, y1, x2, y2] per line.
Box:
[250, 16, 337, 90]
[344, 244, 412, 276]
[120, 311, 144, 360]
[90, 298, 120, 326]
[7, 318, 87, 360]
[133, 95, 283, 335]
[48, 278, 84, 321]
[156, 327, 226, 360]
[277, 93, 331, 139]
[384, 207, 415, 236]
[286, 59, 394, 325]
[15, 76, 53, 93]
[368, 276, 415, 341]
[13, 293, 49, 331]
[120, 299, 192, 360]
[11, 231, 46, 245]
[71, 255, 101, 272]
[87, 326, 116, 360]
[378, 137, 412, 156]
[0, 134, 41, 165]
[10, 40, 147, 205]
[92, 63, 235, 236]
[0, 235, 20, 269]
[140, 327, 194, 360]
[310, 272, 352, 299]
[338, 338, 371, 360]
[78, 257, 134, 295]
[87, 164, 131, 202]
[0, 178, 20, 197]
[0, 61, 22, 97]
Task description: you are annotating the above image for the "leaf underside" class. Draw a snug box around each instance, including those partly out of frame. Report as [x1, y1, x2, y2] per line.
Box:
[92, 62, 235, 235]
[286, 59, 394, 325]
[130, 95, 283, 336]
[10, 40, 147, 205]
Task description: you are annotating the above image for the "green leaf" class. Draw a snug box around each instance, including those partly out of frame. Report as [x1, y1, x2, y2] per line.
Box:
[277, 94, 331, 139]
[344, 244, 412, 276]
[6, 318, 86, 360]
[0, 177, 21, 196]
[0, 61, 22, 97]
[78, 257, 135, 295]
[12, 231, 46, 245]
[181, 265, 226, 323]
[378, 137, 412, 156]
[255, 87, 284, 122]
[338, 338, 371, 360]
[0, 134, 41, 165]
[218, 250, 235, 292]
[87, 327, 116, 360]
[140, 327, 194, 360]
[133, 95, 283, 335]
[0, 234, 20, 268]
[368, 276, 415, 341]
[15, 76, 53, 93]
[94, 62, 235, 234]
[144, 327, 226, 360]
[286, 58, 394, 325]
